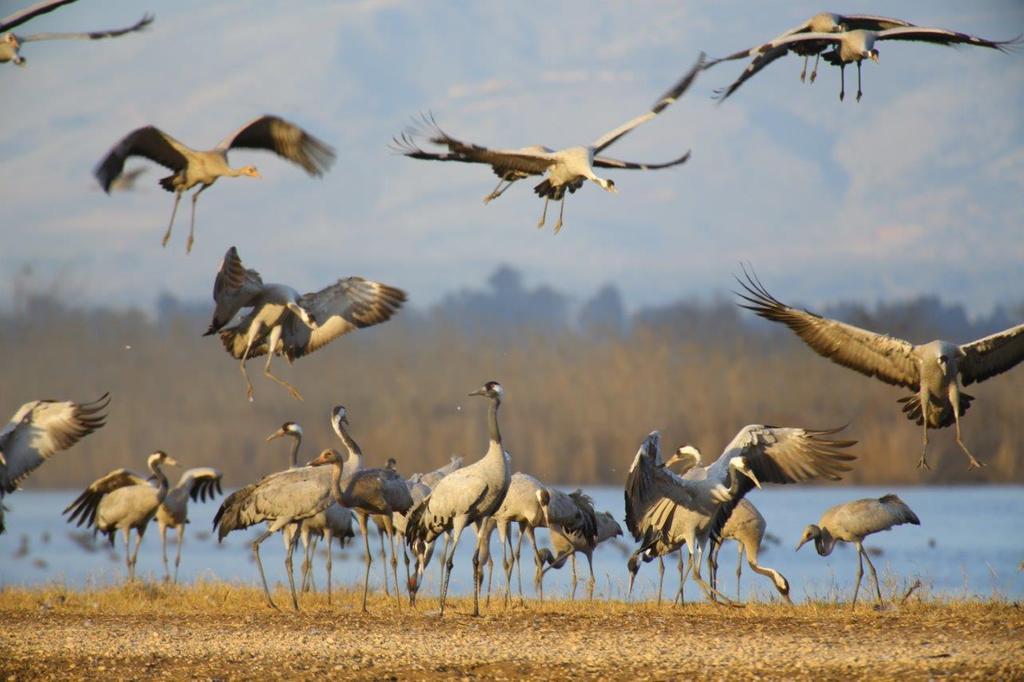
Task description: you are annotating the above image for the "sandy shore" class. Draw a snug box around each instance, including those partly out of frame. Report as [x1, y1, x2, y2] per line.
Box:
[1, 585, 1022, 680]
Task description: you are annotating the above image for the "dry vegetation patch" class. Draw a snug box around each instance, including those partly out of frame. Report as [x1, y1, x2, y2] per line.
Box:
[1, 583, 1022, 680]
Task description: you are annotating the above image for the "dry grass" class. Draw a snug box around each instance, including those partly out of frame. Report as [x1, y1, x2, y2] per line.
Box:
[2, 583, 1023, 680]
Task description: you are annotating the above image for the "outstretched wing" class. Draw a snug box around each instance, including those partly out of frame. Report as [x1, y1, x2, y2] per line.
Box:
[735, 269, 920, 389]
[217, 115, 336, 176]
[591, 52, 704, 154]
[20, 12, 152, 41]
[838, 15, 915, 32]
[958, 323, 1024, 386]
[392, 116, 557, 177]
[0, 393, 110, 495]
[593, 150, 691, 170]
[94, 126, 191, 193]
[282, 278, 406, 360]
[713, 33, 841, 101]
[205, 246, 264, 336]
[707, 424, 856, 542]
[0, 0, 78, 33]
[63, 467, 148, 528]
[876, 26, 1022, 51]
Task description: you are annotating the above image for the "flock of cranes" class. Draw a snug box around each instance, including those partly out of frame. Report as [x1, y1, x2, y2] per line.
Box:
[2, 0, 1024, 614]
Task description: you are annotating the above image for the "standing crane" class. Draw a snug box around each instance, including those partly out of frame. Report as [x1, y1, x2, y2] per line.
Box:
[400, 458, 464, 606]
[0, 393, 110, 530]
[326, 405, 413, 611]
[63, 451, 179, 582]
[155, 467, 223, 583]
[392, 53, 704, 233]
[736, 269, 1024, 469]
[205, 246, 407, 402]
[536, 490, 610, 601]
[405, 382, 512, 616]
[797, 494, 920, 607]
[625, 428, 854, 605]
[1, 1, 152, 67]
[93, 115, 335, 252]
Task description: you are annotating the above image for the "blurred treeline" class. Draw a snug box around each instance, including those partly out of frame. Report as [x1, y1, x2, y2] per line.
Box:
[3, 266, 1021, 489]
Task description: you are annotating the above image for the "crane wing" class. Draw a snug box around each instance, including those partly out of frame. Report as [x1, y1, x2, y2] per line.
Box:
[707, 424, 856, 543]
[592, 150, 690, 170]
[838, 15, 915, 31]
[20, 12, 152, 41]
[624, 431, 700, 541]
[0, 0, 77, 33]
[392, 118, 557, 177]
[958, 322, 1024, 386]
[735, 269, 920, 389]
[216, 308, 273, 361]
[63, 467, 149, 528]
[0, 393, 109, 495]
[282, 277, 406, 360]
[205, 246, 264, 336]
[178, 467, 224, 503]
[94, 126, 191, 193]
[876, 26, 1022, 51]
[591, 52, 704, 154]
[712, 33, 840, 101]
[217, 115, 336, 176]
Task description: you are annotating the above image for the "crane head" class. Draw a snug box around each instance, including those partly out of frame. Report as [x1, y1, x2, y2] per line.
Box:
[266, 421, 302, 442]
[331, 404, 349, 427]
[729, 456, 761, 489]
[307, 448, 342, 467]
[240, 165, 261, 179]
[468, 381, 503, 400]
[795, 524, 820, 551]
[148, 451, 179, 470]
[595, 177, 617, 193]
[866, 49, 880, 63]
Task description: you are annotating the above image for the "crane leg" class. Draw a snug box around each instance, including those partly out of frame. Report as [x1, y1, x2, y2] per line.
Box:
[252, 529, 279, 610]
[483, 178, 514, 204]
[569, 553, 578, 601]
[384, 518, 402, 610]
[262, 325, 303, 401]
[855, 61, 863, 102]
[440, 519, 467, 617]
[160, 523, 170, 582]
[325, 530, 334, 605]
[800, 54, 808, 82]
[537, 197, 549, 228]
[708, 541, 720, 596]
[736, 543, 744, 601]
[357, 512, 373, 612]
[186, 184, 209, 254]
[514, 523, 527, 604]
[239, 323, 261, 402]
[838, 63, 846, 102]
[284, 530, 300, 611]
[810, 53, 821, 83]
[952, 396, 984, 469]
[691, 543, 742, 607]
[378, 524, 391, 596]
[861, 546, 883, 605]
[162, 192, 182, 248]
[501, 522, 514, 607]
[471, 521, 488, 616]
[552, 197, 566, 234]
[526, 526, 544, 601]
[852, 542, 865, 607]
[656, 556, 665, 606]
[675, 549, 688, 605]
[123, 527, 133, 582]
[174, 525, 184, 584]
[917, 417, 931, 469]
[130, 527, 145, 582]
[585, 552, 596, 602]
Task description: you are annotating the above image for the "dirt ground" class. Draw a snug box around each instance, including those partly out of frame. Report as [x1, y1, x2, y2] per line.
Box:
[1, 585, 1022, 680]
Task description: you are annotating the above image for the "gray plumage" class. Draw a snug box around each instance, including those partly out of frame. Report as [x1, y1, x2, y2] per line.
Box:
[538, 492, 611, 601]
[63, 451, 178, 582]
[797, 494, 921, 606]
[93, 115, 335, 252]
[624, 427, 854, 605]
[405, 381, 512, 616]
[205, 246, 407, 402]
[736, 269, 1024, 469]
[393, 53, 703, 234]
[1, 393, 109, 499]
[708, 498, 790, 603]
[715, 23, 1021, 102]
[322, 405, 413, 612]
[155, 466, 223, 583]
[1, 1, 151, 67]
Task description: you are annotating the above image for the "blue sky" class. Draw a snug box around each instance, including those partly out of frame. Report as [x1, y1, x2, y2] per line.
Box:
[2, 0, 1022, 314]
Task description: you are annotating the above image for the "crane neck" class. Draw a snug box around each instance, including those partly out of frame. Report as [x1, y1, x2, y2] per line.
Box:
[287, 433, 302, 468]
[487, 396, 502, 447]
[334, 422, 364, 473]
[328, 457, 346, 506]
[151, 463, 170, 504]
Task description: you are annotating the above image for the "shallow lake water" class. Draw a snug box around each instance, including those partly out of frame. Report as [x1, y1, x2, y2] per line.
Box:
[2, 485, 1021, 603]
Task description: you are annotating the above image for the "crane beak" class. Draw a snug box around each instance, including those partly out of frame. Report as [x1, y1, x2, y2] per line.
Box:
[265, 428, 285, 442]
[164, 457, 180, 468]
[307, 450, 334, 467]
[795, 536, 809, 552]
[467, 387, 486, 397]
[739, 465, 761, 489]
[0, 450, 7, 466]
[663, 454, 679, 468]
